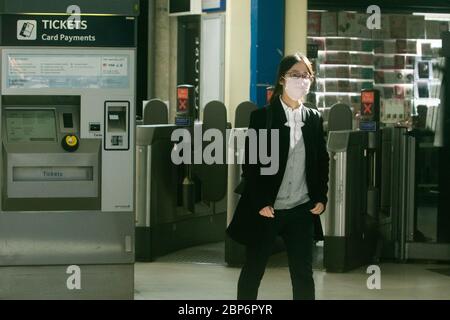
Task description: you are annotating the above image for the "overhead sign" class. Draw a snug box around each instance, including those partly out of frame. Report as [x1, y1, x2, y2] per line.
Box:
[1, 15, 136, 47]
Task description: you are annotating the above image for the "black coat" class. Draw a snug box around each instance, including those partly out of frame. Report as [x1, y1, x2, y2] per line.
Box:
[226, 97, 330, 246]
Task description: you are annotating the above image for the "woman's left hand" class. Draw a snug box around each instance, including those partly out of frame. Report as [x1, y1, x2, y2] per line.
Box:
[310, 203, 325, 215]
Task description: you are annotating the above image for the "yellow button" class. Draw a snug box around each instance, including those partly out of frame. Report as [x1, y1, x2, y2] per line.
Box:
[66, 135, 78, 147]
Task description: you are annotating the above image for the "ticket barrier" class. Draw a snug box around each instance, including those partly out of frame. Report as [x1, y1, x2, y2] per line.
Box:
[135, 91, 228, 261]
[324, 91, 381, 272]
[379, 127, 450, 262]
[143, 99, 169, 125]
[324, 130, 381, 272]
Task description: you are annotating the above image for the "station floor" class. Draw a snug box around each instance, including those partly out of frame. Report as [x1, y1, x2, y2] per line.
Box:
[134, 242, 450, 300]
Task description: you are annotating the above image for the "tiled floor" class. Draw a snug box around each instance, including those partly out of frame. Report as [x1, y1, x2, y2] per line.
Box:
[134, 243, 450, 300]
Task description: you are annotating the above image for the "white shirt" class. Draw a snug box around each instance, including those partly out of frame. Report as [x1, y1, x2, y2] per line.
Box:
[280, 97, 306, 149]
[274, 97, 310, 210]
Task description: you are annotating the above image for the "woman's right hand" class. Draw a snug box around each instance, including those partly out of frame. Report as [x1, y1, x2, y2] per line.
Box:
[259, 206, 275, 219]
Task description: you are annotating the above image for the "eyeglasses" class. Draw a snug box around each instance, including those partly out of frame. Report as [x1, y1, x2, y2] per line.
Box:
[284, 72, 313, 80]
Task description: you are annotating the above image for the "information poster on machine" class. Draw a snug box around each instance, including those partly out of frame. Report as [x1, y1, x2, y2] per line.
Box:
[6, 54, 130, 89]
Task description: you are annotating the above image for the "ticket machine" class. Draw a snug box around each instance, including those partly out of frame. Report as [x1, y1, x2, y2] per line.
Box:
[0, 0, 139, 299]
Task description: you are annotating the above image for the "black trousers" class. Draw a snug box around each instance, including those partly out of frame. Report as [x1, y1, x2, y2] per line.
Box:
[237, 202, 315, 300]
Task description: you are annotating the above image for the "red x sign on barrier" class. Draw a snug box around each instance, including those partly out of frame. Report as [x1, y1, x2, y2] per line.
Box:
[178, 99, 188, 111]
[363, 103, 372, 115]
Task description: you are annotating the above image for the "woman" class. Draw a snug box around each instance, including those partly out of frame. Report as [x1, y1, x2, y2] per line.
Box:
[226, 53, 329, 300]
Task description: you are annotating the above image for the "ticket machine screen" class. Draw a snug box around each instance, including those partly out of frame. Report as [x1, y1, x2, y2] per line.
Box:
[5, 109, 57, 143]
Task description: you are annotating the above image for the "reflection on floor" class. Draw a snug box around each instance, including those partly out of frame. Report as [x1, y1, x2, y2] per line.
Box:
[155, 241, 324, 269]
[135, 242, 450, 300]
[156, 242, 226, 265]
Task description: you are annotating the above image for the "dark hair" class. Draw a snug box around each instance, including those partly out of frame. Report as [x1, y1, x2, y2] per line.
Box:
[269, 52, 315, 105]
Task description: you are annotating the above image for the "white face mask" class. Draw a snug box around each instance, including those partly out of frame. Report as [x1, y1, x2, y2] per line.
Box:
[284, 77, 311, 102]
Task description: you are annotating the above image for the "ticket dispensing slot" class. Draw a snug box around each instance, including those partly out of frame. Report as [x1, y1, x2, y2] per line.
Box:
[105, 101, 130, 151]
